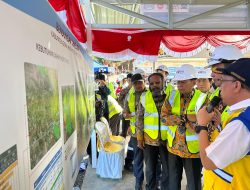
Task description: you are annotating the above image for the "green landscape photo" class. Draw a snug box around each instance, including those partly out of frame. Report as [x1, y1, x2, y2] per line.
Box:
[62, 85, 76, 143]
[24, 62, 60, 169]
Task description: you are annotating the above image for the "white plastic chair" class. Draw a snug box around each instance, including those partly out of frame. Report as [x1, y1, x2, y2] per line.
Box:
[100, 117, 125, 145]
[95, 121, 124, 179]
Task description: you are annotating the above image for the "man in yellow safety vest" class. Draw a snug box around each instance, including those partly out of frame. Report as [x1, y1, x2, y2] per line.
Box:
[137, 73, 169, 190]
[204, 45, 243, 142]
[197, 58, 250, 190]
[123, 73, 147, 190]
[161, 64, 203, 190]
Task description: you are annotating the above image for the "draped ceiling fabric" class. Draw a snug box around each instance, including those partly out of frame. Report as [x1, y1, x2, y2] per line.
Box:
[49, 2, 250, 61]
[92, 29, 163, 61]
[48, 0, 87, 43]
[161, 30, 250, 58]
[92, 30, 250, 60]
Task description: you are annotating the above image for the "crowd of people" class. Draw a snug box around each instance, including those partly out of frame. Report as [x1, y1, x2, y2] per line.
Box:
[93, 45, 250, 190]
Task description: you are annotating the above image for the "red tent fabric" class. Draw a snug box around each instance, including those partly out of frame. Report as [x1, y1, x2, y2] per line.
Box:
[161, 30, 250, 52]
[92, 29, 163, 55]
[48, 1, 250, 60]
[49, 0, 87, 43]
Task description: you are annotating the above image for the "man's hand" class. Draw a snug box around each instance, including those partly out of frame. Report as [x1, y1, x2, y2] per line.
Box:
[137, 140, 145, 149]
[197, 106, 214, 126]
[187, 114, 197, 122]
[99, 80, 106, 86]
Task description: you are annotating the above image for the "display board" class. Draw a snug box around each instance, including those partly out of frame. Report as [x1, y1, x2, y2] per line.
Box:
[0, 1, 95, 189]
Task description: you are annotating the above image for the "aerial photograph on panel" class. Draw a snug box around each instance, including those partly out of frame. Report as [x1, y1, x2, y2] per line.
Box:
[62, 85, 76, 143]
[24, 62, 60, 169]
[75, 77, 88, 161]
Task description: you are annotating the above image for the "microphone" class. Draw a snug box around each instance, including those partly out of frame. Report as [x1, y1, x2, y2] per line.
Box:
[206, 96, 221, 113]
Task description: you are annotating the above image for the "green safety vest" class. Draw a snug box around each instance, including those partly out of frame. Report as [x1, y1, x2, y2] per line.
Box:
[165, 83, 174, 99]
[195, 93, 208, 113]
[140, 90, 168, 140]
[167, 89, 202, 154]
[96, 93, 102, 101]
[107, 95, 122, 119]
[127, 88, 136, 134]
[108, 82, 117, 99]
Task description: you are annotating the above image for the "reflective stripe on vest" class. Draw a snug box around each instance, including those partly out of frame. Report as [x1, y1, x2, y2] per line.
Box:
[213, 169, 233, 184]
[167, 89, 202, 154]
[144, 125, 169, 131]
[128, 91, 136, 134]
[144, 112, 158, 118]
[195, 93, 207, 113]
[141, 91, 168, 140]
[186, 134, 199, 141]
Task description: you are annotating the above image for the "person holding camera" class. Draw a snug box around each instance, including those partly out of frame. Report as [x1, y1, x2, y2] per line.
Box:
[161, 64, 203, 190]
[196, 58, 250, 190]
[95, 72, 111, 122]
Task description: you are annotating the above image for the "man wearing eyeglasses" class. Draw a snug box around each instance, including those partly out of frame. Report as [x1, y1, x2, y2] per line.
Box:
[161, 64, 203, 190]
[196, 58, 250, 189]
[197, 45, 244, 188]
[203, 45, 243, 142]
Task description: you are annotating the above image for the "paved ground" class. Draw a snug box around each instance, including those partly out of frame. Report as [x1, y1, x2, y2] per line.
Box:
[82, 165, 188, 190]
[81, 133, 188, 190]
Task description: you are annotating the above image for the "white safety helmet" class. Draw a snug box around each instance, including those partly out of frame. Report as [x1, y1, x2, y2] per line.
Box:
[117, 73, 127, 82]
[156, 65, 169, 73]
[196, 68, 212, 79]
[207, 45, 243, 68]
[173, 64, 196, 81]
[133, 68, 145, 76]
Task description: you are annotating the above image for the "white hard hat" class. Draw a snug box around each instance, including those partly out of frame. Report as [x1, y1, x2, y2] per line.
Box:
[117, 73, 127, 82]
[133, 68, 145, 76]
[173, 64, 196, 81]
[207, 45, 243, 68]
[156, 65, 169, 73]
[196, 68, 212, 79]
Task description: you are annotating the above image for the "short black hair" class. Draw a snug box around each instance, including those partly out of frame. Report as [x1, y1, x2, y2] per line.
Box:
[131, 73, 144, 83]
[95, 73, 105, 81]
[148, 72, 164, 82]
[127, 73, 133, 79]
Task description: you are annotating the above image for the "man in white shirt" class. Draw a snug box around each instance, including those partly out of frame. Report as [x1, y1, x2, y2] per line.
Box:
[196, 58, 250, 189]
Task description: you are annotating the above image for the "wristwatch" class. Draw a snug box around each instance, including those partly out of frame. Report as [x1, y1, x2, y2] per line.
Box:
[195, 125, 208, 134]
